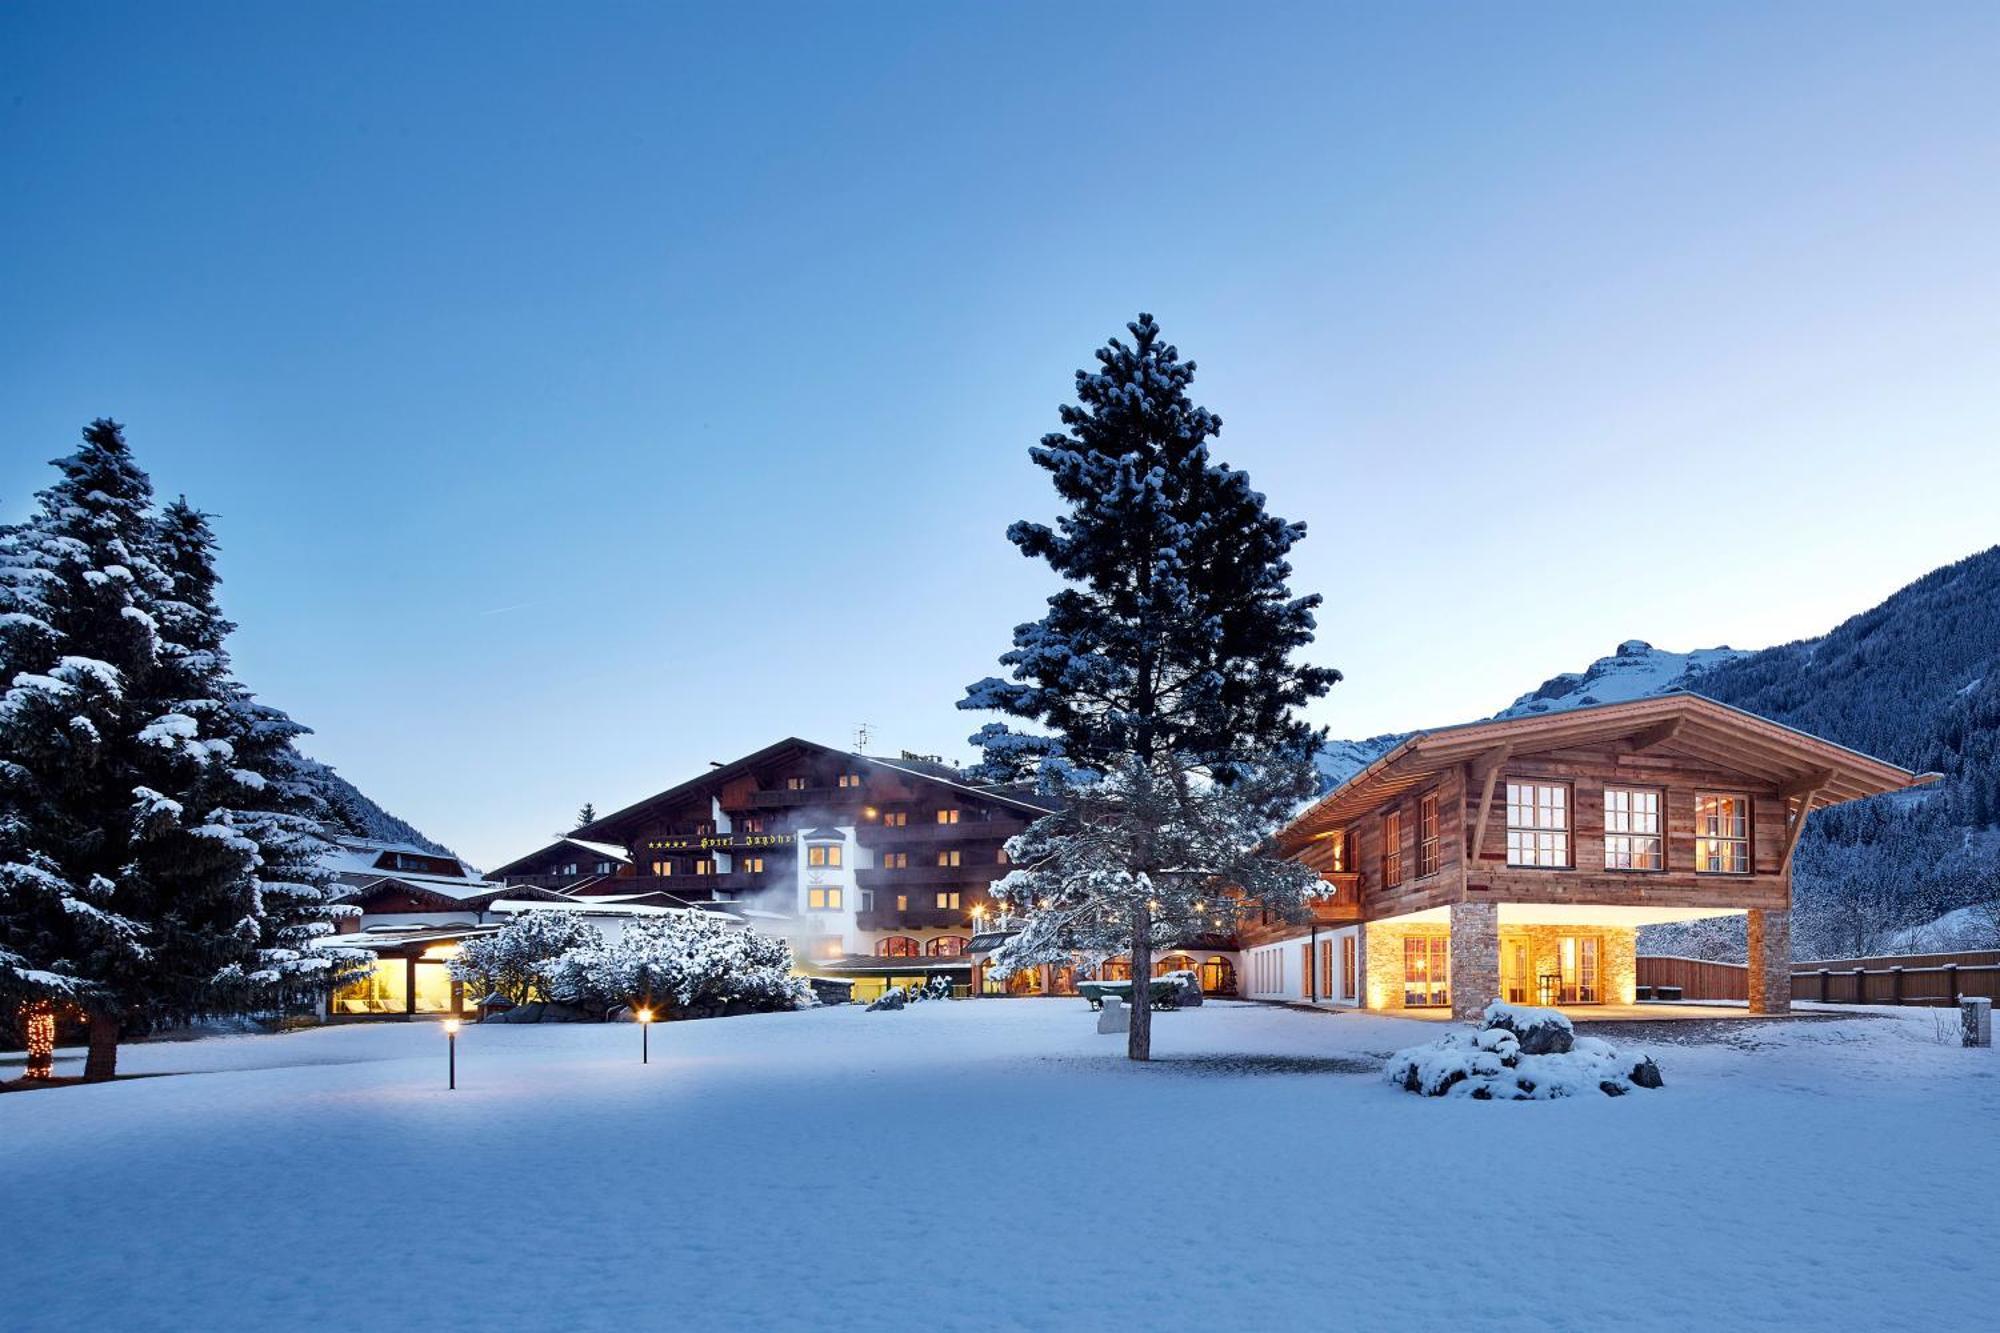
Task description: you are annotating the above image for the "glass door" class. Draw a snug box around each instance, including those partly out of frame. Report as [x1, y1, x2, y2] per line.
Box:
[1402, 935, 1449, 1008]
[1558, 936, 1602, 1004]
[1500, 936, 1531, 1004]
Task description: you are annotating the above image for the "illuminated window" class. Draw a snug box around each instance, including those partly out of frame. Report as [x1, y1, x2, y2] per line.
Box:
[806, 843, 843, 868]
[650, 860, 671, 877]
[1403, 935, 1449, 1008]
[1604, 787, 1663, 870]
[936, 849, 961, 867]
[332, 958, 408, 1015]
[935, 891, 961, 909]
[693, 859, 713, 875]
[935, 808, 960, 825]
[882, 852, 908, 869]
[996, 846, 1010, 864]
[741, 817, 765, 834]
[740, 856, 765, 874]
[896, 894, 909, 911]
[412, 962, 456, 1013]
[876, 936, 920, 957]
[1326, 830, 1348, 874]
[1506, 782, 1570, 867]
[1695, 793, 1751, 873]
[1382, 810, 1404, 887]
[695, 821, 714, 835]
[785, 776, 808, 791]
[882, 810, 907, 827]
[838, 772, 864, 788]
[927, 936, 967, 957]
[807, 886, 843, 911]
[1417, 792, 1440, 878]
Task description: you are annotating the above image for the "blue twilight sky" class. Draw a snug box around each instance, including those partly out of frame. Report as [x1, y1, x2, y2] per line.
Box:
[3, 3, 1998, 866]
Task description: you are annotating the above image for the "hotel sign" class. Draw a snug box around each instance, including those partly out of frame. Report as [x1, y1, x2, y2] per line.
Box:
[644, 832, 796, 853]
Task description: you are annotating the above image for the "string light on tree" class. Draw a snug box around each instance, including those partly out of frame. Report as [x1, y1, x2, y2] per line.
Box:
[23, 1001, 56, 1081]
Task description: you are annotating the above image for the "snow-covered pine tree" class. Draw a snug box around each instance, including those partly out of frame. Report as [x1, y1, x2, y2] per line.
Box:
[0, 420, 171, 1076]
[957, 315, 1339, 1059]
[0, 423, 368, 1079]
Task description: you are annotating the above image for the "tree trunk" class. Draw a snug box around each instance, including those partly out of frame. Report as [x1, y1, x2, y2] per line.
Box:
[1128, 901, 1152, 1061]
[83, 1011, 120, 1082]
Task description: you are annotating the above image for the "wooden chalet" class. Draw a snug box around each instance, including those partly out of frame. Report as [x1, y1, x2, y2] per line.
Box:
[1243, 692, 1934, 1018]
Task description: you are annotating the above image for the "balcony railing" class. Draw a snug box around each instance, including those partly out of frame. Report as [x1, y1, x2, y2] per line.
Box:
[855, 863, 1004, 890]
[859, 819, 1025, 846]
[857, 906, 975, 932]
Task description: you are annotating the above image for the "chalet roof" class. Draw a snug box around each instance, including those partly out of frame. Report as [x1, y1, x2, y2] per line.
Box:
[486, 836, 633, 878]
[571, 736, 1057, 841]
[335, 876, 503, 909]
[1280, 691, 1937, 851]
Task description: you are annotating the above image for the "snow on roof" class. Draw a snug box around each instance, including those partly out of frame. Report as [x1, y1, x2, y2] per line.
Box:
[486, 898, 741, 922]
[562, 837, 630, 862]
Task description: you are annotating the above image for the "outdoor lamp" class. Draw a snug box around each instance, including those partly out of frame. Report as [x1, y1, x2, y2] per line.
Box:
[637, 1007, 654, 1064]
[443, 1017, 459, 1090]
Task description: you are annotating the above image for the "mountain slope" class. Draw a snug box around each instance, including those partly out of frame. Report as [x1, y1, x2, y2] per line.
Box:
[293, 755, 455, 857]
[1318, 544, 2000, 957]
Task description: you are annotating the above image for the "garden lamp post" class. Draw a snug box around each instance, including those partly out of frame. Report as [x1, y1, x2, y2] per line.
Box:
[638, 1007, 653, 1064]
[444, 1017, 459, 1090]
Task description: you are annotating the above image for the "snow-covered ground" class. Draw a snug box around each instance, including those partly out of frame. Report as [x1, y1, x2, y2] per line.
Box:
[3, 1000, 1995, 1330]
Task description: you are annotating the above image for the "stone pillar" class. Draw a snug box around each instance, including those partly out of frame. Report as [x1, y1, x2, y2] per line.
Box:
[1449, 901, 1500, 1021]
[1747, 908, 1792, 1015]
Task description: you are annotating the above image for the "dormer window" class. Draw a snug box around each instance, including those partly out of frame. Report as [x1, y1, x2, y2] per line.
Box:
[807, 843, 843, 868]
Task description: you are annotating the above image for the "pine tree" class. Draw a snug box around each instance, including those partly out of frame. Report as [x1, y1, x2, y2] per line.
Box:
[958, 315, 1339, 1059]
[575, 802, 597, 829]
[0, 423, 366, 1078]
[0, 420, 170, 1075]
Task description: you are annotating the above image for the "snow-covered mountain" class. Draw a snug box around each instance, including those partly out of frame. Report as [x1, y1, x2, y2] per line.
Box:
[1494, 640, 1751, 718]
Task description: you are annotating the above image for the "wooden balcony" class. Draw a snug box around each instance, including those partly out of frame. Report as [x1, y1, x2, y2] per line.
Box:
[743, 786, 849, 809]
[858, 819, 1025, 846]
[855, 863, 1003, 890]
[857, 906, 975, 932]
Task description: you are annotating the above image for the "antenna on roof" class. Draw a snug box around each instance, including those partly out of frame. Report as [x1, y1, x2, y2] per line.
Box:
[853, 722, 872, 753]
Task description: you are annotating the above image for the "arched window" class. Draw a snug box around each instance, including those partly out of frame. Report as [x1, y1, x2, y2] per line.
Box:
[876, 936, 920, 958]
[926, 936, 968, 957]
[1155, 953, 1196, 977]
[1100, 958, 1131, 981]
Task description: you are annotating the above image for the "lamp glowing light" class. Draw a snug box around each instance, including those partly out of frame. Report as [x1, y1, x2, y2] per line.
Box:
[638, 1007, 653, 1063]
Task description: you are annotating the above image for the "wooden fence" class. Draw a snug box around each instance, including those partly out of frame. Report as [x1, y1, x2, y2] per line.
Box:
[1637, 952, 2000, 1006]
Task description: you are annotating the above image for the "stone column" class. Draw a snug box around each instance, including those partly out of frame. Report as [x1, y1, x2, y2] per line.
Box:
[1747, 908, 1792, 1015]
[1449, 901, 1500, 1021]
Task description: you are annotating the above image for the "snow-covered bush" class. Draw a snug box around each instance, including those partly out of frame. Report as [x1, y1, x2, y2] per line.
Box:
[539, 912, 812, 1017]
[1385, 1001, 1664, 1100]
[448, 910, 601, 1005]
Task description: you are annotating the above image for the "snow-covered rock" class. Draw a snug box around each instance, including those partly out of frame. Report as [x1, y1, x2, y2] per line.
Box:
[1386, 1001, 1662, 1100]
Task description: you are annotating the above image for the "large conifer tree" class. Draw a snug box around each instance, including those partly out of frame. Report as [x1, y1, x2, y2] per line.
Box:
[959, 315, 1339, 1059]
[0, 422, 364, 1078]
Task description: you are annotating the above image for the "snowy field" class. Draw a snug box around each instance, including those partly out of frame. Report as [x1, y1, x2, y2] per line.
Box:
[3, 1000, 1996, 1332]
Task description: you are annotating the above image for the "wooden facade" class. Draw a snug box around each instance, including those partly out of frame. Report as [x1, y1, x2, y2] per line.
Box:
[1265, 694, 1933, 1017]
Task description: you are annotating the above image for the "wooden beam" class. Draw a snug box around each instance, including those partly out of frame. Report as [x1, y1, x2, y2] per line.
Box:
[1466, 745, 1513, 866]
[1780, 773, 1832, 874]
[1618, 717, 1682, 754]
